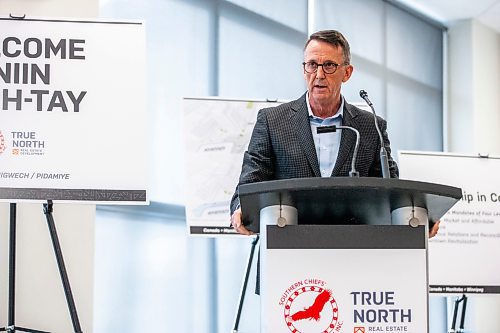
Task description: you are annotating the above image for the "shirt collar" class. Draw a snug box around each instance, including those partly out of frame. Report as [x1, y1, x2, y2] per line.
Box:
[306, 92, 344, 120]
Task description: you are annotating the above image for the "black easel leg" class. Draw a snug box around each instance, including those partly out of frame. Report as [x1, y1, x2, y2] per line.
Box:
[232, 235, 259, 333]
[459, 295, 467, 332]
[1, 203, 18, 333]
[12, 327, 52, 333]
[1, 203, 51, 333]
[8, 203, 17, 328]
[450, 296, 459, 332]
[43, 201, 83, 333]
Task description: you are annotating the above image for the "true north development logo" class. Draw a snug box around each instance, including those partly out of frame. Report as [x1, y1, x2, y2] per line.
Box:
[279, 279, 343, 333]
[9, 131, 46, 156]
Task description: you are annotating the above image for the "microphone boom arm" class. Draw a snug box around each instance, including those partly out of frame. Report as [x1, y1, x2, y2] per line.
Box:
[359, 90, 391, 178]
[317, 125, 360, 177]
[338, 126, 360, 177]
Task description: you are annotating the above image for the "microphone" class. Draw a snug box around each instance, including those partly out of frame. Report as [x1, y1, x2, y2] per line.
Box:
[317, 125, 360, 177]
[359, 90, 391, 178]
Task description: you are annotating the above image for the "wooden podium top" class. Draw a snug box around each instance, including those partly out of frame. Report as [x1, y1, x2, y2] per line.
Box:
[238, 177, 461, 233]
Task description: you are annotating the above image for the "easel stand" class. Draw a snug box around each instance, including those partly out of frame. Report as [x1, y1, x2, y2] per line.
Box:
[1, 201, 83, 333]
[0, 203, 50, 333]
[449, 294, 467, 333]
[231, 235, 259, 333]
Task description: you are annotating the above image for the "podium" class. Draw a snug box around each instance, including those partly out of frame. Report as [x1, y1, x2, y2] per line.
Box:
[238, 177, 461, 333]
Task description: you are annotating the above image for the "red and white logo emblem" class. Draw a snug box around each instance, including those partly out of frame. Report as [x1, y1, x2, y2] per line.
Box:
[0, 131, 6, 154]
[283, 285, 339, 333]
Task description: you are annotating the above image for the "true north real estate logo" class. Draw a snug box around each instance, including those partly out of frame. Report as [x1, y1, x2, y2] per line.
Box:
[351, 290, 412, 332]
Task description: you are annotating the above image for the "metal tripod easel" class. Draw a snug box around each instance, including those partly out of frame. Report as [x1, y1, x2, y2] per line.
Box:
[1, 201, 83, 333]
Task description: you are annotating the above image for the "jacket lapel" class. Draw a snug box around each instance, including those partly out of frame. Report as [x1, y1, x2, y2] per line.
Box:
[291, 94, 321, 177]
[332, 102, 358, 176]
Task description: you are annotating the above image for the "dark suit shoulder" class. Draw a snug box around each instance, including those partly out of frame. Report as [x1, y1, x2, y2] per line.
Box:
[257, 94, 306, 119]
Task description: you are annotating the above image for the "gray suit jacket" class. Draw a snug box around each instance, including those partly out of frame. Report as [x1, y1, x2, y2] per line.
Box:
[230, 93, 399, 215]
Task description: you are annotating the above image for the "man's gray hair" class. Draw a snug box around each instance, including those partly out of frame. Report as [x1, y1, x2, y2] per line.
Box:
[304, 30, 351, 64]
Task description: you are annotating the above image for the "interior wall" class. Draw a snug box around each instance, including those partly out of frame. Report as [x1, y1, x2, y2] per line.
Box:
[448, 19, 500, 155]
[472, 21, 500, 155]
[0, 0, 97, 17]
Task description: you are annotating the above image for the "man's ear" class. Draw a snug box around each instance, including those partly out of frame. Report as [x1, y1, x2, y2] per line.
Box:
[342, 64, 354, 83]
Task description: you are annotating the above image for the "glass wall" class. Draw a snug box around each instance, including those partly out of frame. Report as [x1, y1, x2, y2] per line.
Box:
[315, 0, 444, 156]
[96, 0, 445, 332]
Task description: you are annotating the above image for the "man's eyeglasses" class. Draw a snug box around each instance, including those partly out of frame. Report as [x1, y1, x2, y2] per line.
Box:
[302, 61, 347, 74]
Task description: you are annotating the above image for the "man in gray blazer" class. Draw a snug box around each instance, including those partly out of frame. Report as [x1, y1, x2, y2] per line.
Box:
[230, 30, 403, 235]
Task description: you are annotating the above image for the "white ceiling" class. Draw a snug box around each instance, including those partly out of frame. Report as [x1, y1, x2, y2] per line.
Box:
[394, 0, 500, 33]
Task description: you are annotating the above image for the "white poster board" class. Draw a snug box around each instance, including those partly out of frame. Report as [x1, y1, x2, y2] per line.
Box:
[183, 97, 282, 235]
[0, 17, 148, 204]
[399, 151, 500, 294]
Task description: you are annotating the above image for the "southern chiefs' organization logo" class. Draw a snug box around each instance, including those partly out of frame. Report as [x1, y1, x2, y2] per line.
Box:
[281, 281, 341, 333]
[0, 130, 6, 154]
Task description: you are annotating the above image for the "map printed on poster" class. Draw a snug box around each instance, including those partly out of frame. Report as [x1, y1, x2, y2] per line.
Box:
[399, 151, 500, 294]
[183, 97, 282, 235]
[0, 17, 148, 204]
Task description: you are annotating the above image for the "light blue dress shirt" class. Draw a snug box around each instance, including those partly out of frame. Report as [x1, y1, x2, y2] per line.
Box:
[306, 93, 344, 177]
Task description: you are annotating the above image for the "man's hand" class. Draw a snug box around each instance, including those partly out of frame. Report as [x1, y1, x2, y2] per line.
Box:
[429, 220, 440, 238]
[231, 208, 254, 235]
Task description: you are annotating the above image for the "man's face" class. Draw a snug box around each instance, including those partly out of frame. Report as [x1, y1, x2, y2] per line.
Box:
[303, 39, 353, 105]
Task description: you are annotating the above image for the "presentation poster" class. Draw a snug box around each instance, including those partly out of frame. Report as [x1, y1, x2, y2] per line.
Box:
[0, 17, 148, 204]
[399, 151, 500, 294]
[183, 97, 281, 236]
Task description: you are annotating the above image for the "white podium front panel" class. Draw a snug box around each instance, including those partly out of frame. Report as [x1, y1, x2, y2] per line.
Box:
[262, 225, 428, 333]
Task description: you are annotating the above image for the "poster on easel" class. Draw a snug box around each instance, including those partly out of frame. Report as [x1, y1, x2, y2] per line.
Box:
[0, 16, 148, 204]
[183, 97, 282, 236]
[399, 151, 500, 294]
